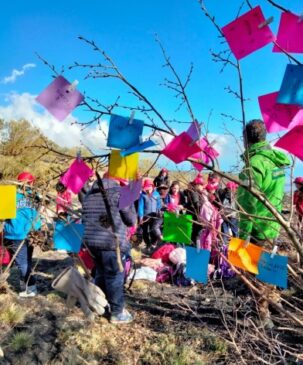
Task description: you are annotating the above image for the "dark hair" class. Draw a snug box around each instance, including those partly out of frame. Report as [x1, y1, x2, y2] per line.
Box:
[169, 180, 180, 194]
[208, 172, 220, 180]
[244, 119, 266, 145]
[56, 182, 67, 193]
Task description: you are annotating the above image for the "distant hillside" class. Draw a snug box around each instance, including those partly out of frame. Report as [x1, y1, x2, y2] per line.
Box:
[0, 119, 91, 185]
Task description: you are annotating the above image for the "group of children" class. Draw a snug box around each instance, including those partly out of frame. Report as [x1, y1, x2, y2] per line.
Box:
[135, 168, 241, 265]
[2, 168, 303, 300]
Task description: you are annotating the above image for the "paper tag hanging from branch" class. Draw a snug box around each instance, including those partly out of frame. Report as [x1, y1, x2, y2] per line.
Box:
[277, 64, 303, 107]
[54, 221, 84, 253]
[275, 125, 303, 160]
[60, 159, 94, 194]
[185, 246, 210, 284]
[228, 237, 263, 274]
[107, 114, 144, 150]
[109, 150, 139, 180]
[222, 6, 275, 60]
[36, 76, 84, 121]
[258, 91, 303, 133]
[256, 251, 288, 288]
[163, 212, 193, 244]
[162, 132, 202, 164]
[0, 185, 17, 219]
[273, 12, 303, 54]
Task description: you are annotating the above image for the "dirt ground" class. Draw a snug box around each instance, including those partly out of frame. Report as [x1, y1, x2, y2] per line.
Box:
[0, 247, 303, 365]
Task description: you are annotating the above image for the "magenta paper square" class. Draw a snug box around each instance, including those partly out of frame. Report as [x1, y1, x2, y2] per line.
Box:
[273, 12, 303, 54]
[258, 92, 302, 133]
[162, 132, 202, 164]
[60, 159, 93, 194]
[36, 76, 84, 121]
[275, 126, 303, 161]
[222, 6, 275, 60]
[191, 138, 219, 171]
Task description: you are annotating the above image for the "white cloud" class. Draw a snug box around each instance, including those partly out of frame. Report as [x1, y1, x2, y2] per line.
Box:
[0, 92, 108, 150]
[1, 63, 36, 84]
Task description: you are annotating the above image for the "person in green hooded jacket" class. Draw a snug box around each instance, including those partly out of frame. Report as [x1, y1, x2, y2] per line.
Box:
[237, 120, 290, 329]
[237, 119, 291, 244]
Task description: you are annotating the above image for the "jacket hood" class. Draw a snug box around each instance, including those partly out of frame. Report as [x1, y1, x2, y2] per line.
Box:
[90, 178, 119, 194]
[243, 141, 291, 168]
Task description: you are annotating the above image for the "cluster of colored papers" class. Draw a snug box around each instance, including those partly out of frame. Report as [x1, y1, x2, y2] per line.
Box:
[222, 6, 303, 159]
[228, 238, 288, 288]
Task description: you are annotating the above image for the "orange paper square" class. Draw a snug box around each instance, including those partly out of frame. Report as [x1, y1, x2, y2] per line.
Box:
[228, 237, 263, 274]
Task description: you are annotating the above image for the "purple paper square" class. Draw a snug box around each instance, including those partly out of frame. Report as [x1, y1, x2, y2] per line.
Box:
[36, 76, 84, 121]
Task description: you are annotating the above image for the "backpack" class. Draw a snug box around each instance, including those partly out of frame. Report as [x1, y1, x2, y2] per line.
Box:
[0, 246, 11, 266]
[151, 244, 176, 263]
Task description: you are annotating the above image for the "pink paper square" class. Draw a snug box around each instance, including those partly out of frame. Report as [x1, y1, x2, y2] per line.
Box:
[161, 132, 202, 164]
[258, 92, 302, 133]
[191, 138, 219, 171]
[273, 12, 303, 54]
[222, 6, 276, 60]
[60, 159, 93, 194]
[36, 76, 84, 121]
[275, 125, 303, 161]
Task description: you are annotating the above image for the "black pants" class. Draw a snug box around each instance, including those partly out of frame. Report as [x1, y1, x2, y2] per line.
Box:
[5, 239, 36, 286]
[89, 248, 126, 316]
[191, 222, 203, 246]
[141, 214, 163, 247]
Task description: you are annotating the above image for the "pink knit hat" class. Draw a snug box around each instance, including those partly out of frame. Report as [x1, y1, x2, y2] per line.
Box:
[142, 179, 154, 189]
[192, 174, 205, 186]
[294, 177, 303, 185]
[226, 181, 238, 190]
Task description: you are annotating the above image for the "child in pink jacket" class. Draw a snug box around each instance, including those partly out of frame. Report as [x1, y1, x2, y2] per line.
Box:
[199, 187, 222, 251]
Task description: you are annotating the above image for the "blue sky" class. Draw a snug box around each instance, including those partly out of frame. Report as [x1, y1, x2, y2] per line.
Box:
[0, 0, 302, 174]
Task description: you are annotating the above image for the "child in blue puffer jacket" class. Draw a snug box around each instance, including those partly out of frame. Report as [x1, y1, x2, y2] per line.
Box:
[138, 179, 162, 250]
[4, 172, 41, 297]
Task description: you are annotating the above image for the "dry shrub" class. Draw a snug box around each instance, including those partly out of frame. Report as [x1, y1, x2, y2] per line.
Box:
[0, 302, 26, 326]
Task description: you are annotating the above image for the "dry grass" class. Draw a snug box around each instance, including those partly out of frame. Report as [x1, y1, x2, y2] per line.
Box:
[0, 302, 26, 326]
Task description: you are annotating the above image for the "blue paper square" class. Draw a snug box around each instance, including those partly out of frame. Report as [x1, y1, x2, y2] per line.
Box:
[185, 247, 210, 284]
[256, 252, 288, 289]
[107, 114, 144, 150]
[277, 64, 303, 106]
[120, 139, 156, 157]
[54, 221, 84, 253]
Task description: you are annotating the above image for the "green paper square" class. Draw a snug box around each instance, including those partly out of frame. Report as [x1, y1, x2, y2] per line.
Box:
[163, 212, 193, 244]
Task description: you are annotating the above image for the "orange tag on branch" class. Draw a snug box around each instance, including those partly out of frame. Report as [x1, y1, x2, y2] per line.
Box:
[228, 237, 263, 274]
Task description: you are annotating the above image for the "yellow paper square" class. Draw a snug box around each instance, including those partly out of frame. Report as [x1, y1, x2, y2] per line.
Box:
[228, 237, 263, 274]
[0, 185, 17, 219]
[109, 150, 139, 180]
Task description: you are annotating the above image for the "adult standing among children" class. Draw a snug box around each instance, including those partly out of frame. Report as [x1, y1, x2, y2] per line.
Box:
[153, 168, 169, 188]
[219, 182, 239, 244]
[237, 119, 290, 328]
[138, 179, 163, 251]
[78, 172, 96, 205]
[184, 174, 205, 247]
[157, 184, 169, 208]
[82, 174, 136, 324]
[4, 172, 41, 297]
